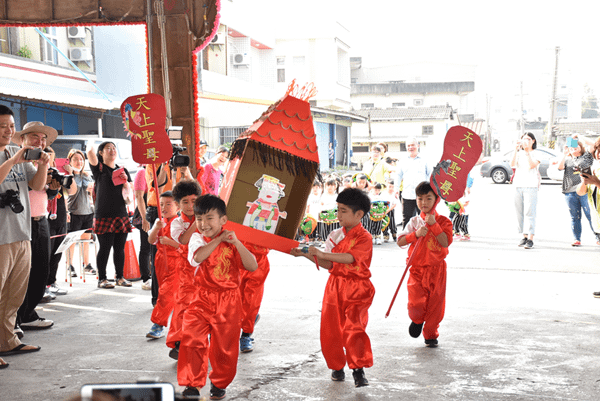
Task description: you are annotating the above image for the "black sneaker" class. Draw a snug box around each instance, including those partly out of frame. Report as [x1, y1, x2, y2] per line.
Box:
[425, 338, 439, 347]
[181, 386, 200, 398]
[210, 382, 226, 400]
[331, 369, 345, 381]
[169, 342, 180, 360]
[524, 240, 534, 249]
[518, 238, 528, 247]
[593, 292, 600, 298]
[70, 265, 78, 277]
[352, 368, 369, 387]
[409, 322, 423, 338]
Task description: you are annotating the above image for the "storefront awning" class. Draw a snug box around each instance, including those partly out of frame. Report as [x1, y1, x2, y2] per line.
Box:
[0, 77, 122, 112]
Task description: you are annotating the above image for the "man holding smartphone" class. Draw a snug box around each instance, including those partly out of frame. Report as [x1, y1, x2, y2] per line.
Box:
[0, 107, 50, 361]
[12, 121, 59, 333]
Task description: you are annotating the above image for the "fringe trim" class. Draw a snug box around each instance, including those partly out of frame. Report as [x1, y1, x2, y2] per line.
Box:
[229, 138, 320, 180]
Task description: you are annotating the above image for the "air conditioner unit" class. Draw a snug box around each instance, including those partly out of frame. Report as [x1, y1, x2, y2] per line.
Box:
[67, 26, 86, 39]
[69, 47, 93, 62]
[232, 53, 248, 66]
[210, 33, 226, 45]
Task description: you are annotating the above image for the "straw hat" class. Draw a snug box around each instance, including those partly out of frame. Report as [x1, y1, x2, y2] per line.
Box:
[14, 121, 58, 146]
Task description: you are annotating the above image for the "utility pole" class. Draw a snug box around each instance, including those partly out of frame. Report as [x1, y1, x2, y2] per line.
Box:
[549, 46, 560, 144]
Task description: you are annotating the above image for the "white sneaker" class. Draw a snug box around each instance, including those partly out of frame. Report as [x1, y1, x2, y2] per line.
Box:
[21, 318, 54, 330]
[141, 279, 152, 290]
[375, 238, 383, 245]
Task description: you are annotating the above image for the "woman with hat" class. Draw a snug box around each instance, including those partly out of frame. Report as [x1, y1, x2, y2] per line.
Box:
[87, 141, 133, 289]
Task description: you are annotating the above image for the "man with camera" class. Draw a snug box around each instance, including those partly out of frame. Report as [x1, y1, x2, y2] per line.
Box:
[12, 121, 61, 333]
[0, 107, 51, 359]
[144, 146, 193, 305]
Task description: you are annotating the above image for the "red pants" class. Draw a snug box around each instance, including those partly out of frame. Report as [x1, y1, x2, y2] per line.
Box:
[166, 257, 195, 349]
[177, 288, 242, 389]
[407, 262, 447, 340]
[151, 251, 179, 327]
[239, 255, 270, 334]
[320, 275, 374, 370]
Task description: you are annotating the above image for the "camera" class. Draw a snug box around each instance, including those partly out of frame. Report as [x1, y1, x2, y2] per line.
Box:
[170, 144, 190, 168]
[0, 189, 24, 214]
[48, 167, 74, 189]
[24, 148, 42, 160]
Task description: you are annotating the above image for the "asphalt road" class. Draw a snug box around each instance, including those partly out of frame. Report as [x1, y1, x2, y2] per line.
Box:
[1, 176, 599, 401]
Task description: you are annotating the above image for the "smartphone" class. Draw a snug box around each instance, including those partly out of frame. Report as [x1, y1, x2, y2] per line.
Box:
[23, 148, 42, 160]
[567, 137, 578, 148]
[581, 166, 592, 176]
[80, 383, 175, 401]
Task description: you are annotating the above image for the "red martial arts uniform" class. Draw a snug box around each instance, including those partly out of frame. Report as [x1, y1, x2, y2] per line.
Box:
[399, 211, 453, 340]
[151, 216, 180, 327]
[166, 213, 196, 349]
[240, 242, 269, 334]
[321, 223, 375, 371]
[177, 230, 245, 390]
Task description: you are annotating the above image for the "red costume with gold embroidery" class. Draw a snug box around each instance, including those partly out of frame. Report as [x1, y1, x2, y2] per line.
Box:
[151, 216, 180, 327]
[166, 213, 197, 349]
[177, 231, 245, 389]
[321, 223, 374, 371]
[239, 242, 270, 334]
[398, 211, 453, 340]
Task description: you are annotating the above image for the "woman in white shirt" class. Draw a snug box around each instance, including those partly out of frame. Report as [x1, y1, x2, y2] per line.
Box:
[510, 132, 541, 249]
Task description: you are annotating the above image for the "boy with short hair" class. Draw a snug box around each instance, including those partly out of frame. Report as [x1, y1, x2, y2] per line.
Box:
[146, 191, 181, 339]
[291, 188, 374, 387]
[396, 181, 452, 347]
[165, 180, 202, 359]
[178, 194, 258, 400]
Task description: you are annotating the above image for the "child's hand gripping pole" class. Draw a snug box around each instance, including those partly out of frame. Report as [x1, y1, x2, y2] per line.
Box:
[385, 196, 442, 318]
[301, 246, 320, 271]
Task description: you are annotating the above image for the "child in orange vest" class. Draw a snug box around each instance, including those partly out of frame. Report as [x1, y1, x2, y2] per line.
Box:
[291, 188, 374, 387]
[146, 191, 180, 339]
[165, 180, 202, 359]
[178, 195, 258, 400]
[397, 181, 453, 346]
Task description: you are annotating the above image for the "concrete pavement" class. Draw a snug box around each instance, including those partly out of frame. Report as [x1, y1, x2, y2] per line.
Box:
[1, 179, 599, 400]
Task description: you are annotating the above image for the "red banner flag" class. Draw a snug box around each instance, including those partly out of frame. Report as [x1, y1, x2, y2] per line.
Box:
[120, 94, 172, 165]
[430, 126, 482, 202]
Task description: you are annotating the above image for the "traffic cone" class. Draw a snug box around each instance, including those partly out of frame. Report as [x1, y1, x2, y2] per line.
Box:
[123, 239, 140, 280]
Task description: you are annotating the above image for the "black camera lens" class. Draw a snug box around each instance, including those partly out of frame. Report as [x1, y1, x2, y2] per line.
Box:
[0, 189, 24, 214]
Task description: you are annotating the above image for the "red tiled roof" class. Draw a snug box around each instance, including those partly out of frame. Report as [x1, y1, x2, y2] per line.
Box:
[243, 94, 319, 163]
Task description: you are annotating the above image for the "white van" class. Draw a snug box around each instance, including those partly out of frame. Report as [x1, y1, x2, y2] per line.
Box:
[51, 136, 139, 175]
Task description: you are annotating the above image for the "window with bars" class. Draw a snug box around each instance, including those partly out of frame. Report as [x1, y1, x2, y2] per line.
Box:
[219, 127, 248, 145]
[422, 125, 434, 135]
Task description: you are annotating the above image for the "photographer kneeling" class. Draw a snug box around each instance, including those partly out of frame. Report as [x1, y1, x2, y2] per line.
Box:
[0, 108, 51, 362]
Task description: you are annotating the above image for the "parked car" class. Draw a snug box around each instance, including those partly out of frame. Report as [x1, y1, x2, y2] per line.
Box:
[51, 135, 139, 175]
[480, 147, 560, 184]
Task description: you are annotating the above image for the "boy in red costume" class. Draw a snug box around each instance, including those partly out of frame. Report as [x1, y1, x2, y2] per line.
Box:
[166, 180, 202, 359]
[291, 188, 374, 387]
[397, 181, 452, 347]
[178, 194, 258, 400]
[146, 191, 181, 339]
[239, 242, 270, 353]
